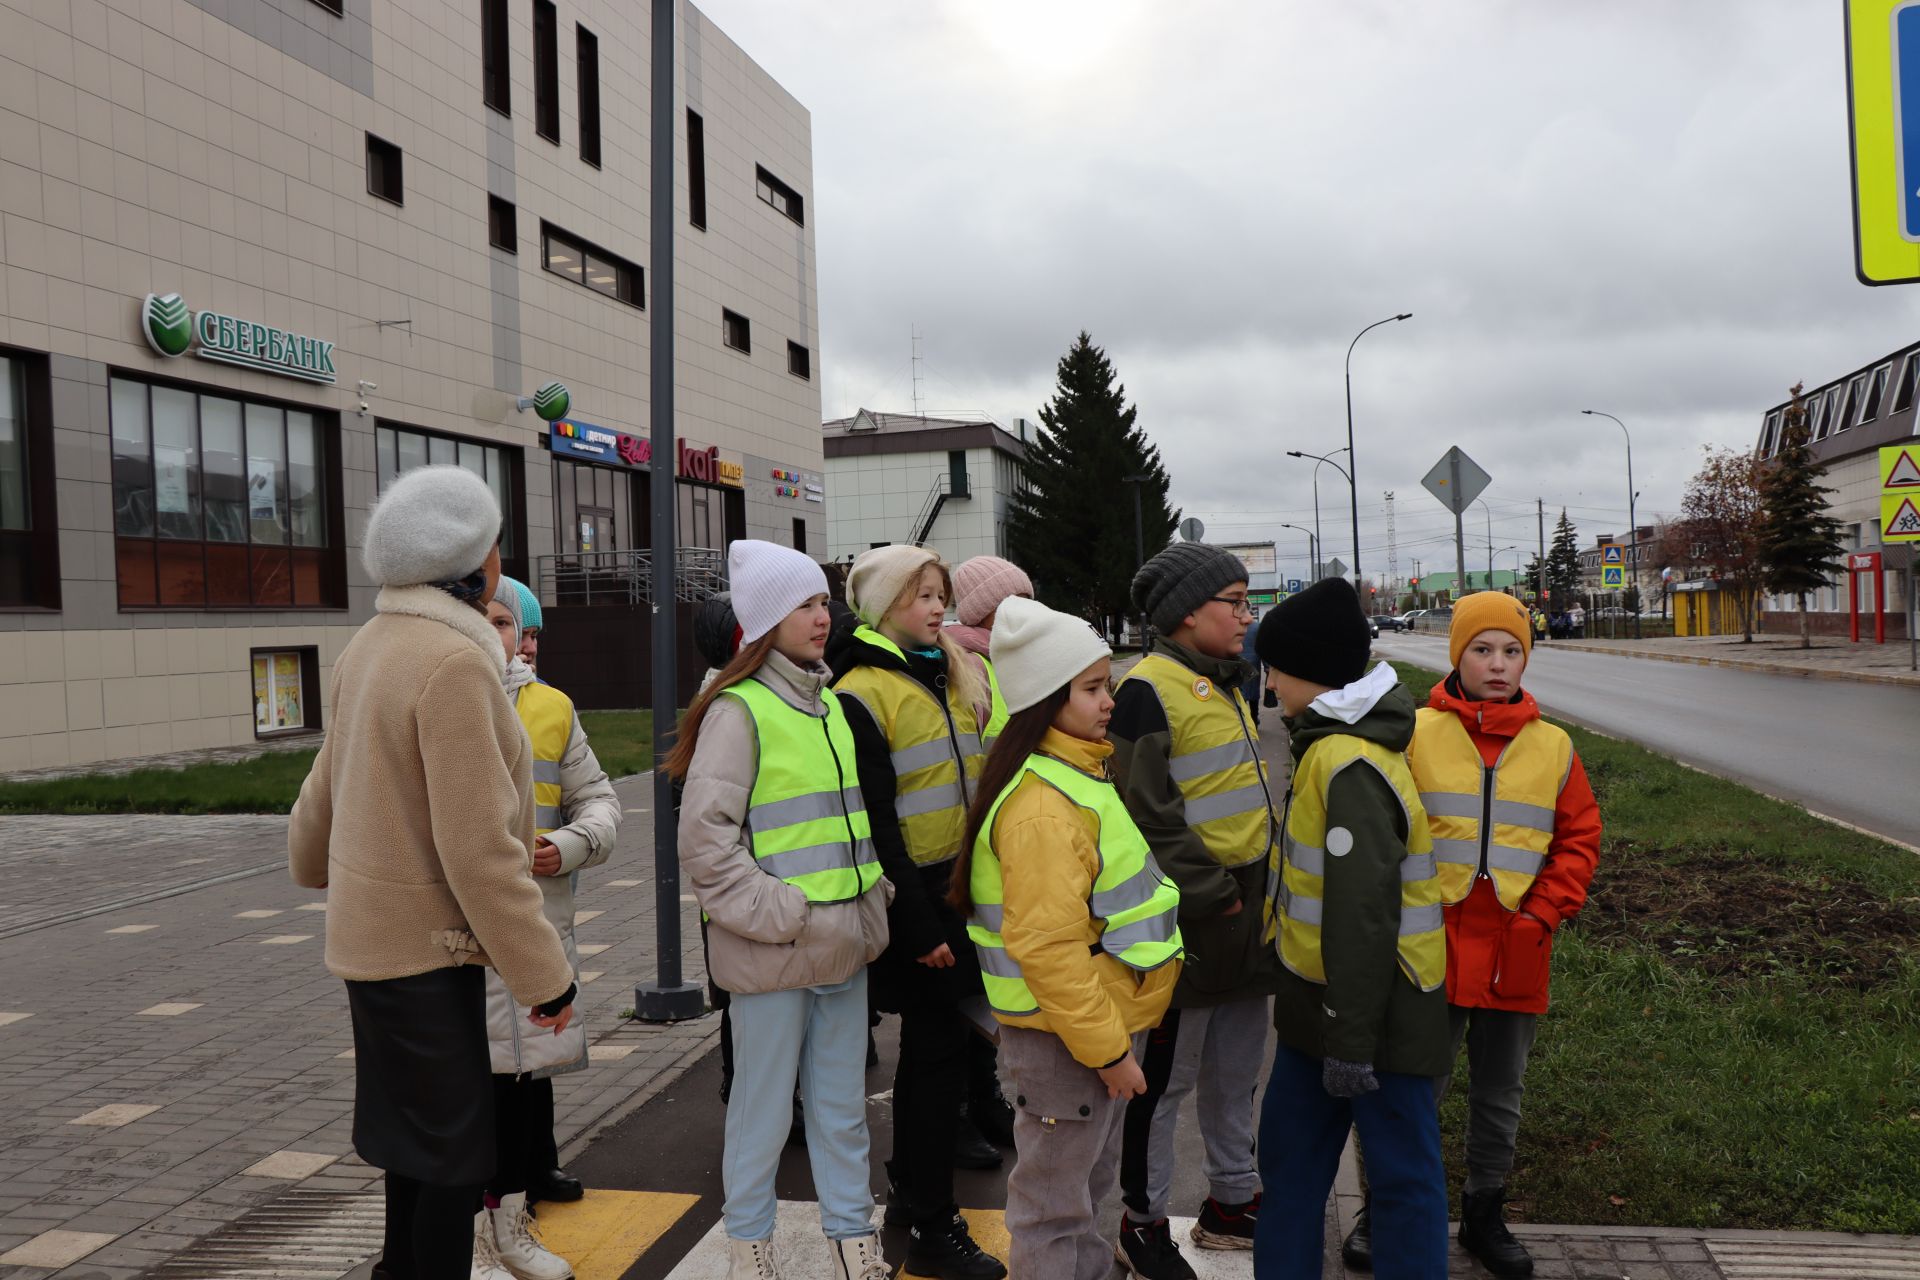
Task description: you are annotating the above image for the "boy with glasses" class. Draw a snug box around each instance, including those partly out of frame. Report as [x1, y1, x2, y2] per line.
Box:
[1109, 544, 1283, 1280]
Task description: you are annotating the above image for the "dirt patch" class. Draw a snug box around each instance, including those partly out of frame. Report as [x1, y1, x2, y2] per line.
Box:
[1578, 849, 1920, 991]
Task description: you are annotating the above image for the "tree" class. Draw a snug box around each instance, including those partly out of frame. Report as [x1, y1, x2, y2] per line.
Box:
[1546, 510, 1582, 609]
[1677, 446, 1768, 642]
[1523, 552, 1546, 603]
[1758, 382, 1849, 649]
[1007, 332, 1177, 626]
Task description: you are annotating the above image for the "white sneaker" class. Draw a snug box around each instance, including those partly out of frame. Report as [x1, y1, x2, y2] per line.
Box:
[829, 1232, 889, 1280]
[727, 1236, 782, 1280]
[489, 1192, 574, 1280]
[472, 1209, 516, 1280]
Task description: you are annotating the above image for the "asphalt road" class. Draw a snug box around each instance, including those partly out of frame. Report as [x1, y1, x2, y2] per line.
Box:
[1374, 632, 1920, 848]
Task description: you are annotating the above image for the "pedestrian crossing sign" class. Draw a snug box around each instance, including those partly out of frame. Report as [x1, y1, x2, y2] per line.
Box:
[1882, 444, 1920, 488]
[1885, 494, 1920, 540]
[1602, 545, 1624, 566]
[1601, 565, 1625, 589]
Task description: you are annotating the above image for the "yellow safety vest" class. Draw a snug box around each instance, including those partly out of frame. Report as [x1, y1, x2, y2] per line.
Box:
[981, 657, 1010, 745]
[967, 753, 1184, 1017]
[832, 627, 985, 867]
[515, 681, 574, 837]
[1408, 710, 1571, 910]
[1267, 734, 1446, 992]
[1122, 652, 1276, 868]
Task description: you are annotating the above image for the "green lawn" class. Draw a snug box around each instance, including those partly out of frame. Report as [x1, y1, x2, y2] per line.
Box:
[1391, 662, 1920, 1234]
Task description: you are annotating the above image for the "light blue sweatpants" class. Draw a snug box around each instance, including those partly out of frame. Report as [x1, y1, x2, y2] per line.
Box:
[723, 970, 875, 1242]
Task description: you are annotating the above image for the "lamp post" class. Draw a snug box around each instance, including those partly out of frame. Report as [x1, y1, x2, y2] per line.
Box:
[1123, 473, 1149, 647]
[1475, 498, 1496, 590]
[1280, 522, 1316, 587]
[1580, 409, 1640, 639]
[1286, 448, 1350, 578]
[1346, 312, 1412, 590]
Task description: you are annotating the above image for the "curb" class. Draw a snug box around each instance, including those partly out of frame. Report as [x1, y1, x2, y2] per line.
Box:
[1552, 641, 1920, 687]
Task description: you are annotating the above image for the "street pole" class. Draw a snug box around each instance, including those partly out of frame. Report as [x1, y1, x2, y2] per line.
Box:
[1450, 450, 1468, 606]
[636, 0, 704, 1023]
[1583, 409, 1640, 638]
[1476, 498, 1494, 590]
[1537, 497, 1547, 615]
[1286, 448, 1350, 580]
[1281, 522, 1314, 588]
[1345, 314, 1411, 591]
[1124, 473, 1148, 647]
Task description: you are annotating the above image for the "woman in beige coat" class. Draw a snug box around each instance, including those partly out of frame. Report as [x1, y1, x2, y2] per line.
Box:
[288, 465, 576, 1280]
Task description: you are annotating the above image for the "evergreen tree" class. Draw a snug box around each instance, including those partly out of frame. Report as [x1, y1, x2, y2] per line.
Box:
[1007, 332, 1177, 628]
[1758, 383, 1849, 649]
[1523, 551, 1546, 603]
[1546, 509, 1582, 608]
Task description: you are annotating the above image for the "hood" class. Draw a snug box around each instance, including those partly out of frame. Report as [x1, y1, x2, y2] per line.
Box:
[946, 621, 992, 658]
[828, 622, 943, 682]
[503, 656, 538, 695]
[1429, 671, 1540, 739]
[1148, 635, 1249, 686]
[1286, 677, 1418, 759]
[374, 584, 505, 674]
[751, 648, 834, 713]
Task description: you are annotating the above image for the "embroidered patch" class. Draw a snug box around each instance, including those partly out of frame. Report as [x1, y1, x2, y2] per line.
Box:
[1326, 827, 1354, 857]
[1192, 678, 1213, 700]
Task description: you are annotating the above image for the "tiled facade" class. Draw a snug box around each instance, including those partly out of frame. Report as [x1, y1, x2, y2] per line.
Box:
[0, 0, 824, 769]
[822, 412, 1028, 565]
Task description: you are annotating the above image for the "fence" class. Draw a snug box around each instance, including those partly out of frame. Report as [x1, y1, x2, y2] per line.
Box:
[534, 547, 728, 607]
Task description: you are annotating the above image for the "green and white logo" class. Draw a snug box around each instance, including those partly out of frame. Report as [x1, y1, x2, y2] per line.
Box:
[533, 381, 571, 422]
[142, 293, 193, 357]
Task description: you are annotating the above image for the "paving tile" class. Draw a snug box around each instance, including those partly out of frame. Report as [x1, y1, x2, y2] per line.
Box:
[135, 1003, 202, 1017]
[588, 1045, 635, 1062]
[577, 943, 611, 956]
[257, 935, 313, 945]
[239, 1150, 337, 1180]
[103, 926, 156, 935]
[297, 902, 327, 911]
[0, 1228, 118, 1267]
[574, 910, 604, 924]
[580, 970, 605, 984]
[606, 879, 644, 887]
[0, 1013, 32, 1028]
[67, 1105, 161, 1128]
[233, 910, 283, 919]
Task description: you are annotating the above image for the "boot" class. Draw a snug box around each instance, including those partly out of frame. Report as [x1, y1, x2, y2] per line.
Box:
[950, 1107, 1003, 1170]
[829, 1232, 890, 1280]
[1458, 1189, 1533, 1278]
[526, 1168, 583, 1205]
[727, 1237, 781, 1280]
[489, 1192, 573, 1280]
[1340, 1202, 1372, 1272]
[906, 1212, 1008, 1279]
[967, 1079, 1016, 1148]
[471, 1210, 516, 1280]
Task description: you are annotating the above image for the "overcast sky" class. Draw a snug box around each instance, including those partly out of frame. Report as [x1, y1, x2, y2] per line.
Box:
[699, 0, 1920, 582]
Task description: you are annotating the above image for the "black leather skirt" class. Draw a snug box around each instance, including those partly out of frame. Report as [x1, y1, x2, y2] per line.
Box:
[344, 966, 495, 1185]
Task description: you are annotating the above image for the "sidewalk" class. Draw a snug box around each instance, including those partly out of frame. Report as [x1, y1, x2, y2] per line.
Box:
[1550, 632, 1920, 687]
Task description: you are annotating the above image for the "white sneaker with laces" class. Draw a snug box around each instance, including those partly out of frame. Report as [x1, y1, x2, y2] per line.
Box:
[728, 1236, 782, 1280]
[830, 1232, 889, 1280]
[471, 1209, 516, 1280]
[489, 1192, 573, 1280]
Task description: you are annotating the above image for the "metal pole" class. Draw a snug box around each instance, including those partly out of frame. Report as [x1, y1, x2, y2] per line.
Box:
[1910, 562, 1917, 671]
[636, 0, 704, 1023]
[1537, 498, 1547, 615]
[1311, 469, 1321, 577]
[1124, 473, 1147, 648]
[1584, 410, 1639, 638]
[1478, 499, 1493, 589]
[1345, 314, 1410, 589]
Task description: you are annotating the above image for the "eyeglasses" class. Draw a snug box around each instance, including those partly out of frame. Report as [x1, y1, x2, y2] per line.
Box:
[1209, 596, 1254, 618]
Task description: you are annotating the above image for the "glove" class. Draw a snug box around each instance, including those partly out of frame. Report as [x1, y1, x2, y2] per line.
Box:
[1263, 688, 1278, 708]
[1322, 1057, 1380, 1098]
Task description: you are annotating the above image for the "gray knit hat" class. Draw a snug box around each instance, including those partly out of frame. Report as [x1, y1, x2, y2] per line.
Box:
[1131, 542, 1250, 633]
[362, 465, 501, 587]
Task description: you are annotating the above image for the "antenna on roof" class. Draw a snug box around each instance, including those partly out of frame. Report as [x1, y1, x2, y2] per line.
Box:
[911, 326, 924, 419]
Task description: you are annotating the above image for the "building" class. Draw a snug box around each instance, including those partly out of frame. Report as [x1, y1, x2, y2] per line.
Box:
[822, 410, 1030, 564]
[1410, 568, 1524, 600]
[1576, 527, 1657, 600]
[0, 0, 824, 770]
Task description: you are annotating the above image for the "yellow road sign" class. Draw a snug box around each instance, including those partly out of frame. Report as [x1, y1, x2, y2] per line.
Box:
[1882, 443, 1920, 487]
[1886, 493, 1920, 539]
[1847, 1, 1920, 284]
[1601, 544, 1624, 566]
[1601, 565, 1625, 589]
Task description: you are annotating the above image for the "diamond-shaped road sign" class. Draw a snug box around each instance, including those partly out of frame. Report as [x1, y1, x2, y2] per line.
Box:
[1325, 557, 1348, 579]
[1421, 446, 1492, 516]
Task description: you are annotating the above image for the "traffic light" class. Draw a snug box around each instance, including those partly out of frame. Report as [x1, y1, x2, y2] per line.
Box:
[1410, 577, 1420, 588]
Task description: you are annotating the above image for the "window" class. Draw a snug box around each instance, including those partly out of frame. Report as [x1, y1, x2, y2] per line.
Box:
[948, 449, 970, 498]
[542, 222, 643, 306]
[1896, 353, 1920, 413]
[793, 517, 806, 554]
[534, 0, 559, 143]
[1836, 375, 1865, 432]
[577, 25, 601, 168]
[0, 351, 57, 609]
[755, 164, 804, 225]
[1819, 387, 1843, 440]
[0, 358, 26, 535]
[489, 195, 517, 252]
[1861, 362, 1892, 425]
[308, 0, 343, 14]
[482, 0, 510, 114]
[252, 647, 321, 737]
[554, 458, 632, 555]
[376, 423, 519, 560]
[687, 110, 707, 229]
[366, 134, 403, 205]
[722, 309, 751, 353]
[1760, 409, 1781, 457]
[110, 377, 339, 609]
[787, 341, 810, 380]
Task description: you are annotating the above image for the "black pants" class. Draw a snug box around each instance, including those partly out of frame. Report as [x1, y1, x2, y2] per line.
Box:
[381, 1172, 482, 1280]
[892, 999, 971, 1224]
[489, 1075, 558, 1198]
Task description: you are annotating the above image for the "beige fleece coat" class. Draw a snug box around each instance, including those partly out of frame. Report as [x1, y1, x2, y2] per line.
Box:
[288, 585, 574, 1009]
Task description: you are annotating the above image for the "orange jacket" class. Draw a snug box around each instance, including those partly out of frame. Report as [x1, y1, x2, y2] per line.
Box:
[1420, 675, 1602, 1013]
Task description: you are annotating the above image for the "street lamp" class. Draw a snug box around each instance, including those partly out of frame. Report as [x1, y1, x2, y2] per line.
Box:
[1346, 312, 1412, 589]
[1286, 448, 1350, 578]
[1279, 522, 1316, 587]
[1580, 409, 1640, 639]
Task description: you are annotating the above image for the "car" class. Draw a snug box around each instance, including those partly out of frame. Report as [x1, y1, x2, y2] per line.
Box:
[1370, 613, 1405, 633]
[1400, 608, 1430, 630]
[1368, 616, 1380, 640]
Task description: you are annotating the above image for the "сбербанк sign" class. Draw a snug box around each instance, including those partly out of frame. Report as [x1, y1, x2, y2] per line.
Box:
[140, 292, 337, 385]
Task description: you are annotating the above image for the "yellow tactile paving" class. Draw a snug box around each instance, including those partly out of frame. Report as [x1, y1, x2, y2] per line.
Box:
[534, 1189, 702, 1280]
[899, 1208, 1009, 1280]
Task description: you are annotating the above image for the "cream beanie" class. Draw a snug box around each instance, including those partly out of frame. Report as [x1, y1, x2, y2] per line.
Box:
[728, 540, 828, 643]
[847, 544, 940, 627]
[992, 596, 1112, 713]
[362, 465, 501, 587]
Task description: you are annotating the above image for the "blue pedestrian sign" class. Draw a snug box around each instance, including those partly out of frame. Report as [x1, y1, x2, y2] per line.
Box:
[1896, 3, 1920, 240]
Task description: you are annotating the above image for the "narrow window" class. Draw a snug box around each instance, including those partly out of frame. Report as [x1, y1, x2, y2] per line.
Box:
[482, 0, 510, 115]
[792, 517, 806, 553]
[687, 109, 707, 229]
[722, 309, 751, 353]
[1836, 375, 1865, 432]
[366, 134, 403, 205]
[1862, 362, 1891, 424]
[489, 196, 517, 252]
[577, 25, 601, 168]
[948, 449, 968, 498]
[754, 164, 804, 225]
[308, 0, 344, 14]
[1896, 353, 1920, 413]
[1760, 409, 1781, 457]
[787, 340, 810, 380]
[534, 0, 559, 143]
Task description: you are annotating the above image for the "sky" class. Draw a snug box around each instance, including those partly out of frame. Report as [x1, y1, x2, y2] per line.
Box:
[697, 0, 1920, 584]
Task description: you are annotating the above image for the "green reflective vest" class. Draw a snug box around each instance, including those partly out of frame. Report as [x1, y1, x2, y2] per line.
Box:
[967, 753, 1184, 1018]
[719, 677, 881, 904]
[981, 656, 1010, 745]
[1122, 652, 1277, 869]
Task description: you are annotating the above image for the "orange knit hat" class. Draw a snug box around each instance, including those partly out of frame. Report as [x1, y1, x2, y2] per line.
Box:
[1449, 592, 1534, 669]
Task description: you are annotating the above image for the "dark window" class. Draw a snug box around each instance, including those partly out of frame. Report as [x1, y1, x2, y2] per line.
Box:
[542, 222, 643, 307]
[1862, 363, 1891, 424]
[308, 0, 343, 14]
[377, 423, 521, 565]
[792, 517, 806, 554]
[787, 340, 810, 379]
[577, 25, 601, 168]
[1896, 353, 1920, 413]
[687, 109, 707, 229]
[482, 0, 510, 115]
[366, 134, 403, 205]
[489, 195, 517, 252]
[722, 309, 750, 353]
[0, 350, 59, 609]
[948, 449, 969, 498]
[755, 164, 804, 225]
[533, 0, 559, 142]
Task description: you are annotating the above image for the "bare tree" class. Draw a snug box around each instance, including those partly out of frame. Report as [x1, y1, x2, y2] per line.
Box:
[1676, 447, 1768, 642]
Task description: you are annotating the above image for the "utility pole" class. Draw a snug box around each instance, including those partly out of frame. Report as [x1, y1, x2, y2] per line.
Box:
[1123, 473, 1149, 646]
[1537, 497, 1548, 613]
[1385, 490, 1398, 602]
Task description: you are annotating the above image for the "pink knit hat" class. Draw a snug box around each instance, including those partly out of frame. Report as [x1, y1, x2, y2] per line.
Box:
[953, 556, 1034, 627]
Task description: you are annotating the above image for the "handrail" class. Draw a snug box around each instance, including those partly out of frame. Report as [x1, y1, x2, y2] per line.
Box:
[534, 547, 728, 606]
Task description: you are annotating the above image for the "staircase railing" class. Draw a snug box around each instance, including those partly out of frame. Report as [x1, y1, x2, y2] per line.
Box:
[535, 547, 728, 606]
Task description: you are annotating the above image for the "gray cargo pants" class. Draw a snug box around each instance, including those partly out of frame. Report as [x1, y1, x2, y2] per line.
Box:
[1119, 996, 1269, 1220]
[1438, 1006, 1539, 1195]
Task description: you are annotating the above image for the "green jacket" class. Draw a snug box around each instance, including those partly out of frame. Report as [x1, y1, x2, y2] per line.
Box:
[1271, 682, 1451, 1077]
[1109, 637, 1284, 1008]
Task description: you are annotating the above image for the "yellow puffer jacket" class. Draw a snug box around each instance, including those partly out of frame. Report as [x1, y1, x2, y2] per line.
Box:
[987, 727, 1182, 1067]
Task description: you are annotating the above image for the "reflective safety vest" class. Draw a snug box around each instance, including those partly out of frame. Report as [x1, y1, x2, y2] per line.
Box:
[718, 678, 882, 904]
[514, 681, 575, 837]
[966, 753, 1184, 1017]
[1122, 653, 1276, 868]
[832, 627, 985, 867]
[1268, 735, 1446, 992]
[981, 657, 1010, 745]
[1409, 710, 1571, 910]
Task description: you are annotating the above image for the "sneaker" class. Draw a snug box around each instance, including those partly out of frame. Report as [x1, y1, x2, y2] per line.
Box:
[1341, 1202, 1373, 1272]
[489, 1192, 573, 1280]
[727, 1237, 781, 1280]
[1458, 1189, 1533, 1278]
[471, 1209, 517, 1280]
[1190, 1193, 1258, 1250]
[1116, 1215, 1196, 1280]
[906, 1213, 1007, 1280]
[829, 1232, 890, 1280]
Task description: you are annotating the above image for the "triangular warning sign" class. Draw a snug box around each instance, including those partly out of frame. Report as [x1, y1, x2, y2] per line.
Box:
[1888, 497, 1920, 536]
[1887, 449, 1920, 487]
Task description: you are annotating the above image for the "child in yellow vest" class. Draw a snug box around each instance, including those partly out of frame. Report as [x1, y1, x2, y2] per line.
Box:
[948, 597, 1182, 1280]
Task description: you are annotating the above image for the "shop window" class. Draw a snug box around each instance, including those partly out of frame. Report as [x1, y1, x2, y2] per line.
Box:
[534, 0, 560, 143]
[376, 423, 522, 569]
[542, 222, 643, 307]
[0, 351, 58, 609]
[755, 164, 804, 225]
[252, 646, 322, 738]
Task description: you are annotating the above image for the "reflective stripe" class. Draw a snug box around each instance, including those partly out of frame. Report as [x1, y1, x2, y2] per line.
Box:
[973, 904, 1004, 932]
[535, 805, 563, 830]
[1400, 853, 1438, 882]
[1182, 781, 1272, 827]
[895, 780, 965, 819]
[1401, 903, 1444, 936]
[748, 787, 863, 831]
[1418, 791, 1482, 820]
[1285, 836, 1325, 877]
[1282, 889, 1323, 926]
[1086, 871, 1160, 920]
[891, 738, 958, 775]
[1490, 799, 1556, 832]
[953, 733, 983, 759]
[1102, 914, 1179, 952]
[757, 839, 876, 882]
[1431, 837, 1479, 866]
[1168, 738, 1256, 784]
[975, 945, 1024, 979]
[1489, 844, 1546, 877]
[531, 759, 563, 785]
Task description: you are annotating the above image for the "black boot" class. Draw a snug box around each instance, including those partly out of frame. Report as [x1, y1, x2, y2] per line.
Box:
[967, 1079, 1016, 1148]
[907, 1212, 1007, 1279]
[1458, 1188, 1533, 1278]
[525, 1167, 584, 1204]
[1340, 1202, 1372, 1272]
[951, 1107, 1002, 1170]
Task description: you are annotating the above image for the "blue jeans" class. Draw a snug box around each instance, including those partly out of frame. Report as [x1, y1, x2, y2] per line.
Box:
[1254, 1044, 1446, 1280]
[723, 971, 875, 1241]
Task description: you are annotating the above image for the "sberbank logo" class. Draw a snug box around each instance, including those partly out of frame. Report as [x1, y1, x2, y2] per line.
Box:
[137, 293, 337, 385]
[532, 381, 571, 422]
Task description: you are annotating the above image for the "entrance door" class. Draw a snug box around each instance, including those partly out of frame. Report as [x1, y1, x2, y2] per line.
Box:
[579, 508, 615, 555]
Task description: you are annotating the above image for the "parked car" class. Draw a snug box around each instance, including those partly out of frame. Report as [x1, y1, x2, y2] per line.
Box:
[1371, 613, 1406, 633]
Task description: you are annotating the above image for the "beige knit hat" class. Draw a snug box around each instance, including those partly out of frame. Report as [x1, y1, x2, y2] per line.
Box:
[992, 596, 1112, 713]
[847, 544, 941, 627]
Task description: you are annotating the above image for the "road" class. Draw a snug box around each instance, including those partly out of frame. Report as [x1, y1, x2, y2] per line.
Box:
[1374, 633, 1920, 848]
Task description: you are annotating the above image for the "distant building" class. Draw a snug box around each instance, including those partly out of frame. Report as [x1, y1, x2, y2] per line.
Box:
[1577, 528, 1657, 598]
[822, 410, 1030, 564]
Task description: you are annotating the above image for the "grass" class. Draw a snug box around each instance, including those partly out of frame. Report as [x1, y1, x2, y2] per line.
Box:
[576, 710, 655, 779]
[1391, 661, 1920, 1234]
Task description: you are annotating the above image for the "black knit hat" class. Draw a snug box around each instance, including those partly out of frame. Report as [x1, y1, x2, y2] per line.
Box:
[1256, 578, 1371, 689]
[1131, 542, 1250, 633]
[693, 592, 739, 670]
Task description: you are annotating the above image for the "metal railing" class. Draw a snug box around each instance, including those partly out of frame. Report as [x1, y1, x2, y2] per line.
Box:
[535, 547, 728, 606]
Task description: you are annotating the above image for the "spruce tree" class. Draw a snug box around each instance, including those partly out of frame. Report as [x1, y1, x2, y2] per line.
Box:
[1758, 382, 1849, 649]
[1546, 509, 1582, 609]
[1007, 332, 1177, 630]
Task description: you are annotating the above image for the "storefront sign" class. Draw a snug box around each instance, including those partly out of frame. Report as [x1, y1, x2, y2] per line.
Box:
[770, 466, 823, 501]
[678, 441, 743, 487]
[551, 419, 651, 468]
[141, 293, 337, 384]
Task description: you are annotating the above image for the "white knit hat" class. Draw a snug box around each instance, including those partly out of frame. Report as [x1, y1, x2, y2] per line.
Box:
[362, 465, 501, 587]
[846, 544, 940, 627]
[992, 596, 1112, 714]
[728, 540, 828, 643]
